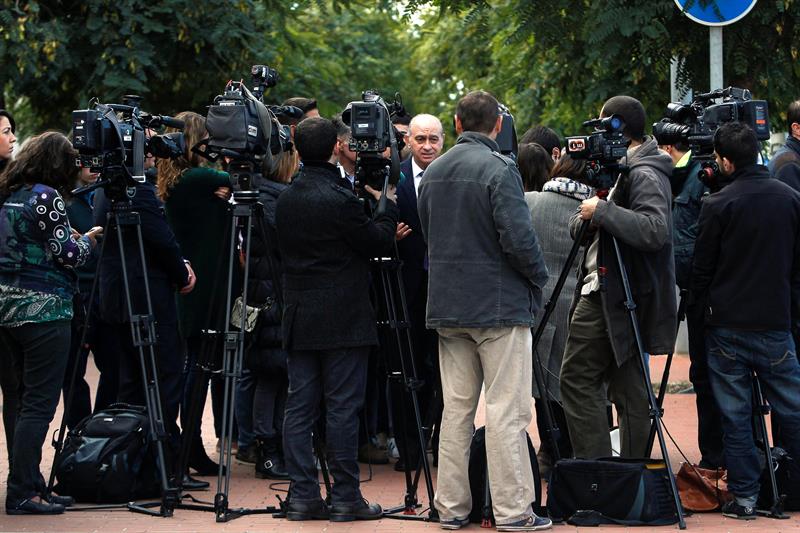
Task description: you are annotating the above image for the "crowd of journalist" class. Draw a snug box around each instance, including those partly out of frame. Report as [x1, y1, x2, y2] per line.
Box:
[1, 88, 800, 529]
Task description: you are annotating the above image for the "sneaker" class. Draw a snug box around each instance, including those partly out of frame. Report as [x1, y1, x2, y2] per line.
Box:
[440, 516, 470, 530]
[386, 436, 400, 459]
[722, 500, 757, 520]
[496, 514, 552, 531]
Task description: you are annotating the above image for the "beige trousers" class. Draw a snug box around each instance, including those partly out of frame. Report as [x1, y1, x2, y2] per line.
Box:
[433, 326, 535, 525]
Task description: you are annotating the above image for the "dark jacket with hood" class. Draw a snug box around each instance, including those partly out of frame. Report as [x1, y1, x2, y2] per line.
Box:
[275, 161, 398, 351]
[671, 154, 707, 290]
[692, 164, 800, 333]
[569, 136, 677, 365]
[418, 132, 548, 328]
[244, 178, 288, 373]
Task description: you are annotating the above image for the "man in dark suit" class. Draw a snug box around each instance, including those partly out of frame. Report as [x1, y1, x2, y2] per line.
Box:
[394, 114, 444, 470]
[276, 117, 398, 521]
[93, 179, 202, 488]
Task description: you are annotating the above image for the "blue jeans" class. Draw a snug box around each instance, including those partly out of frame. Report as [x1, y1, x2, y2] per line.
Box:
[706, 327, 800, 502]
[235, 369, 255, 450]
[283, 347, 369, 505]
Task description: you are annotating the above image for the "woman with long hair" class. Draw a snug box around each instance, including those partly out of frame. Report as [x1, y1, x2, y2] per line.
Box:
[156, 111, 233, 475]
[524, 152, 592, 476]
[244, 149, 299, 479]
[0, 131, 101, 514]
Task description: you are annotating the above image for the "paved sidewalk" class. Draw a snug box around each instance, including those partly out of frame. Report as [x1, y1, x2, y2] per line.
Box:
[1, 354, 799, 532]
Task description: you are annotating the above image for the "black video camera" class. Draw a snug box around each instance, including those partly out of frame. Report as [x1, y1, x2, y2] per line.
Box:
[342, 90, 406, 193]
[194, 65, 291, 195]
[71, 95, 184, 199]
[564, 114, 630, 192]
[652, 87, 770, 190]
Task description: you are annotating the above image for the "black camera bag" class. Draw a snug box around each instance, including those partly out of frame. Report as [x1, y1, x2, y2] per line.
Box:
[547, 457, 678, 526]
[758, 447, 800, 511]
[54, 404, 160, 503]
[467, 426, 542, 524]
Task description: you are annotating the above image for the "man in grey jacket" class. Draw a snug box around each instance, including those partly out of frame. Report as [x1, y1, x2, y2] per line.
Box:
[418, 91, 550, 531]
[560, 95, 677, 460]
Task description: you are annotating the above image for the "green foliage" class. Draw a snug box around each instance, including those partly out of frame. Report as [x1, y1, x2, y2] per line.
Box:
[1, 0, 799, 140]
[0, 1, 417, 133]
[409, 0, 800, 139]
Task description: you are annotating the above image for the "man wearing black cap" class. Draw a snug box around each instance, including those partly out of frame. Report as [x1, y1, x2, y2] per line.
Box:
[560, 95, 677, 459]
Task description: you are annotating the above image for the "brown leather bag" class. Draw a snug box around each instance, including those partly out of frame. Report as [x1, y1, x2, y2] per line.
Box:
[676, 462, 732, 512]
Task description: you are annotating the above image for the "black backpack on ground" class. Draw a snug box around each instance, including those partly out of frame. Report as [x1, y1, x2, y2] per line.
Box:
[467, 426, 542, 524]
[547, 457, 679, 526]
[758, 447, 800, 511]
[54, 404, 160, 503]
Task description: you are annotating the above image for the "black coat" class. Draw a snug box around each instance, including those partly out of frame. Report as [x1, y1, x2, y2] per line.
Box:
[244, 178, 288, 373]
[692, 164, 800, 332]
[276, 162, 399, 351]
[770, 136, 800, 193]
[397, 157, 427, 302]
[570, 137, 677, 363]
[94, 182, 188, 325]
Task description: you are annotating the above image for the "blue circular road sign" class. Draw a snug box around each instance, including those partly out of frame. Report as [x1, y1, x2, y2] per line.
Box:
[674, 0, 758, 26]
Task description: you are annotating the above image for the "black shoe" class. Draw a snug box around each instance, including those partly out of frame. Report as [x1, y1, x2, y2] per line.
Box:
[330, 499, 382, 522]
[42, 493, 74, 507]
[285, 499, 329, 521]
[722, 500, 757, 520]
[6, 498, 65, 515]
[182, 474, 210, 491]
[189, 450, 224, 476]
[235, 445, 258, 464]
[255, 436, 290, 480]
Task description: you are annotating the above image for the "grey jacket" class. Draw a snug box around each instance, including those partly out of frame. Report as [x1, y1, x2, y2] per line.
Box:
[569, 137, 677, 365]
[418, 132, 548, 328]
[526, 189, 582, 400]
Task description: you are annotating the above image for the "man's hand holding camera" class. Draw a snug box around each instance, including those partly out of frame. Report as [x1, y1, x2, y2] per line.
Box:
[579, 195, 602, 221]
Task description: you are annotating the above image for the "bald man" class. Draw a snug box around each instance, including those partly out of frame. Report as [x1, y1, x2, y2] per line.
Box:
[393, 114, 445, 472]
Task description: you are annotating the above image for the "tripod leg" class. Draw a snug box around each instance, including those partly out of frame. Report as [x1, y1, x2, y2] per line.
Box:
[752, 373, 787, 518]
[611, 236, 685, 529]
[47, 218, 112, 497]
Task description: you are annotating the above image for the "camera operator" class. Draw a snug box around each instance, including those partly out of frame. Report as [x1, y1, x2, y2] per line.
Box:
[332, 114, 357, 190]
[657, 136, 723, 469]
[560, 95, 676, 460]
[276, 117, 398, 521]
[0, 132, 102, 514]
[156, 111, 232, 476]
[520, 124, 562, 163]
[769, 99, 800, 192]
[691, 121, 800, 520]
[61, 164, 119, 429]
[93, 147, 204, 490]
[418, 90, 550, 531]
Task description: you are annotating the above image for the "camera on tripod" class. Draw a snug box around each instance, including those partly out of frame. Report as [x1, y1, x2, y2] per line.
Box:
[342, 90, 406, 193]
[194, 65, 292, 197]
[72, 95, 185, 199]
[652, 87, 770, 190]
[564, 114, 630, 192]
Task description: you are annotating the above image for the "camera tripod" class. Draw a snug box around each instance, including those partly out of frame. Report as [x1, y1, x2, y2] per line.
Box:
[371, 251, 438, 522]
[170, 180, 283, 522]
[47, 189, 179, 517]
[530, 196, 685, 529]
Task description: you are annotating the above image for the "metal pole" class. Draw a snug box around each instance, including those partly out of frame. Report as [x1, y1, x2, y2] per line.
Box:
[709, 26, 723, 91]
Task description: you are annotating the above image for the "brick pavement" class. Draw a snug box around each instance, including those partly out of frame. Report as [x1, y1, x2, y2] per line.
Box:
[2, 354, 799, 532]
